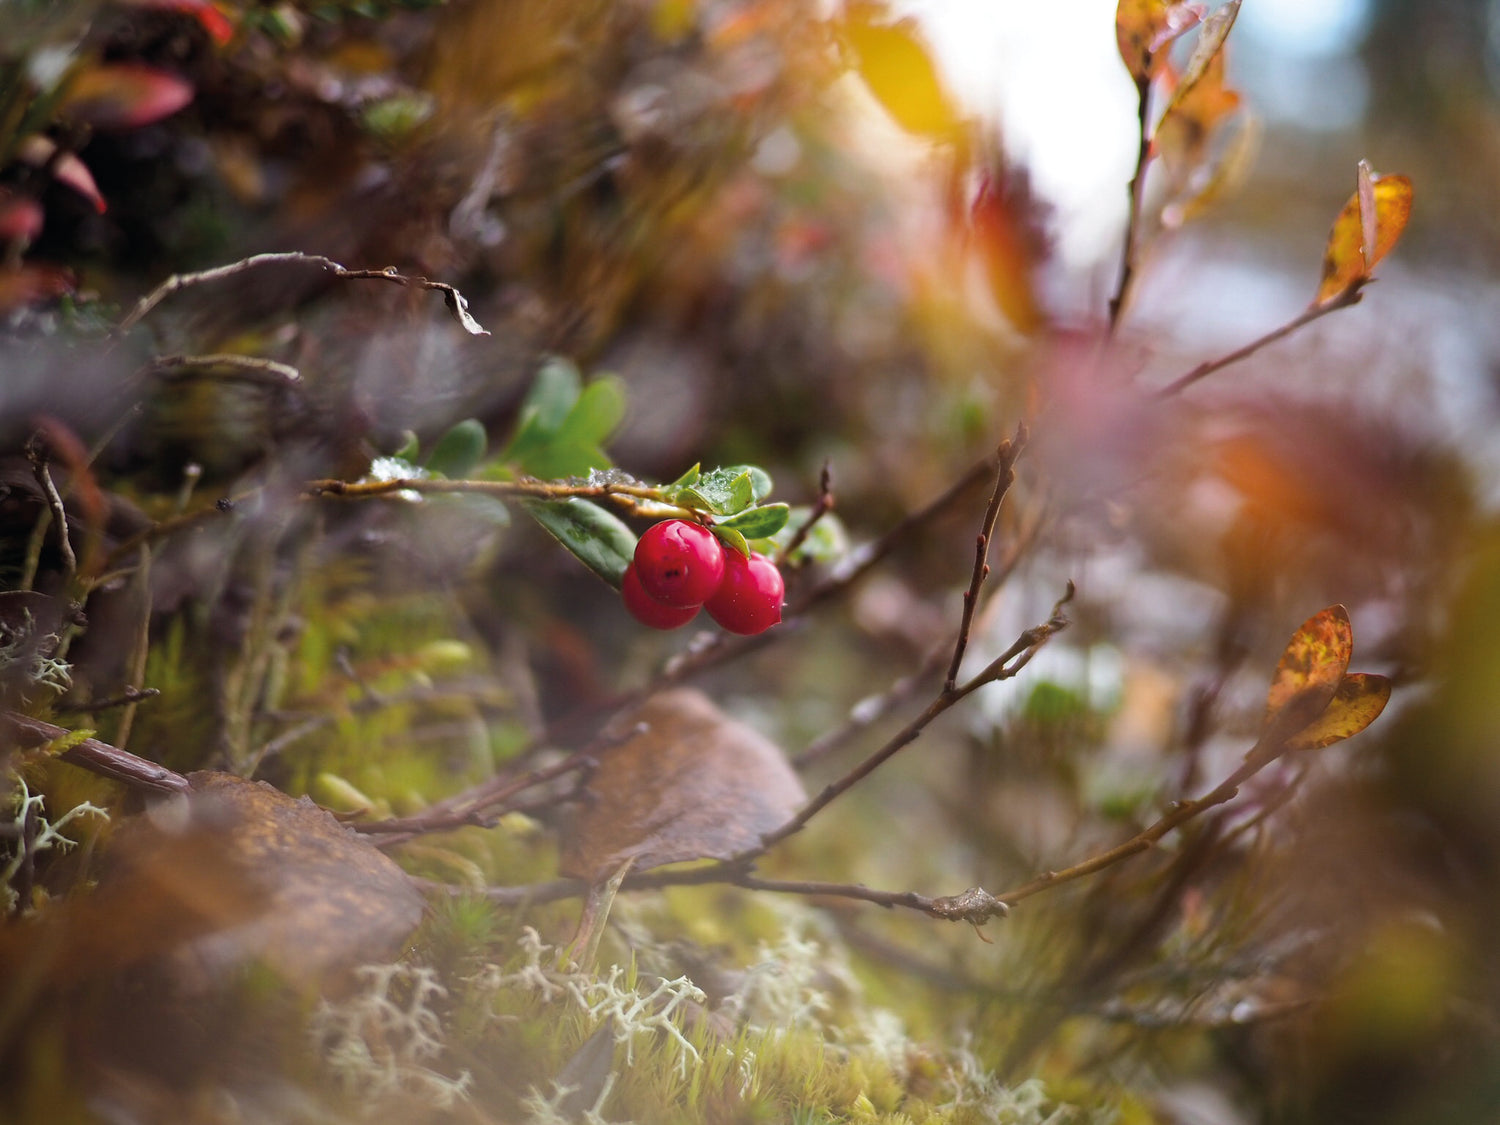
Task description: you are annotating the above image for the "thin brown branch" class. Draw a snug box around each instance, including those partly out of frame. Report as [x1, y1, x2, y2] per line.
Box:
[945, 426, 1025, 692]
[1108, 75, 1154, 333]
[775, 461, 835, 567]
[2, 711, 190, 795]
[56, 686, 160, 714]
[114, 252, 489, 338]
[306, 475, 668, 511]
[1152, 286, 1365, 399]
[102, 493, 245, 573]
[741, 585, 1073, 861]
[26, 444, 76, 586]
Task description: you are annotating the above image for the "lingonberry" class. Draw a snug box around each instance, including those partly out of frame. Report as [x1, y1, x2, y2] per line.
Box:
[704, 550, 784, 636]
[621, 563, 700, 630]
[633, 519, 726, 608]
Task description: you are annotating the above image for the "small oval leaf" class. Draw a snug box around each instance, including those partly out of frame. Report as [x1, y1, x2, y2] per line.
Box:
[1283, 673, 1391, 752]
[1313, 166, 1413, 305]
[839, 3, 962, 140]
[425, 418, 488, 478]
[717, 503, 790, 540]
[524, 499, 636, 588]
[1263, 605, 1353, 742]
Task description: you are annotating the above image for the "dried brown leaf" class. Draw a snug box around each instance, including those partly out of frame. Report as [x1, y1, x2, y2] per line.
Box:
[560, 689, 806, 881]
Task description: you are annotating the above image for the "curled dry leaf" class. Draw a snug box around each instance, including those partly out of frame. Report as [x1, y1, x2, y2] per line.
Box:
[107, 771, 425, 988]
[1314, 164, 1413, 305]
[1116, 0, 1206, 83]
[560, 689, 807, 882]
[1262, 605, 1352, 745]
[1283, 672, 1392, 752]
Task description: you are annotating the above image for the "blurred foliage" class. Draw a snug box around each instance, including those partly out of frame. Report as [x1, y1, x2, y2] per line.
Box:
[0, 1, 1498, 1123]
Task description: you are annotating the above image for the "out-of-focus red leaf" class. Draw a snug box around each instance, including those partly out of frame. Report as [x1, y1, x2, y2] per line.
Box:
[838, 2, 962, 141]
[1116, 0, 1206, 82]
[0, 264, 75, 312]
[1283, 672, 1391, 752]
[970, 171, 1043, 333]
[0, 192, 44, 243]
[17, 135, 106, 213]
[62, 63, 194, 130]
[1314, 163, 1413, 305]
[125, 0, 236, 46]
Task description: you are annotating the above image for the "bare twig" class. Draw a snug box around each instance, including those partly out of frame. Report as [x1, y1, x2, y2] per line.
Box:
[775, 461, 835, 567]
[1153, 286, 1364, 399]
[148, 353, 303, 388]
[945, 426, 1025, 692]
[1108, 75, 1154, 333]
[115, 252, 489, 338]
[2, 711, 190, 795]
[307, 474, 668, 509]
[25, 444, 76, 586]
[56, 686, 160, 714]
[742, 584, 1074, 861]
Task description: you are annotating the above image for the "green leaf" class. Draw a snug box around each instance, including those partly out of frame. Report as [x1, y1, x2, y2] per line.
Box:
[503, 357, 583, 472]
[393, 430, 420, 462]
[712, 526, 750, 558]
[765, 508, 849, 563]
[717, 503, 790, 539]
[425, 418, 488, 479]
[724, 464, 774, 502]
[679, 466, 758, 516]
[564, 376, 627, 446]
[524, 499, 636, 588]
[518, 440, 613, 482]
[666, 463, 701, 492]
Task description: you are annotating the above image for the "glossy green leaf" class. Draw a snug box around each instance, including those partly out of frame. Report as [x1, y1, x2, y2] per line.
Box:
[679, 466, 756, 516]
[724, 464, 774, 502]
[716, 503, 790, 539]
[502, 357, 582, 471]
[712, 525, 751, 558]
[666, 463, 701, 491]
[524, 499, 636, 588]
[564, 376, 627, 446]
[425, 418, 488, 479]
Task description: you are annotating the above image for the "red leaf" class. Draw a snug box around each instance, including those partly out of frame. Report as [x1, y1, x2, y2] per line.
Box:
[17, 136, 106, 213]
[0, 193, 44, 243]
[126, 0, 236, 46]
[62, 64, 194, 130]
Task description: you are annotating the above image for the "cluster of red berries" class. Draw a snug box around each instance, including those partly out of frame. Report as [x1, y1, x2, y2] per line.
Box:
[622, 519, 784, 635]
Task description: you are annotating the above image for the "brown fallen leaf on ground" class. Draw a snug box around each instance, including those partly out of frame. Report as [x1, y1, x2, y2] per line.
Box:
[560, 689, 806, 882]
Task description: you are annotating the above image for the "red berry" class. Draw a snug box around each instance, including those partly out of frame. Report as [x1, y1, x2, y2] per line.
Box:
[633, 520, 726, 608]
[705, 550, 784, 635]
[621, 563, 700, 630]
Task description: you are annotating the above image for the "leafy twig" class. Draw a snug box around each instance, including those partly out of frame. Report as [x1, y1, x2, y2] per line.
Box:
[1153, 286, 1365, 399]
[114, 252, 490, 338]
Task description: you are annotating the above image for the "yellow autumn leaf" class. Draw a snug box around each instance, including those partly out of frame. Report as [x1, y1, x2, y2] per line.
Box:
[1283, 673, 1392, 752]
[1116, 0, 1205, 83]
[1313, 163, 1414, 305]
[839, 3, 962, 141]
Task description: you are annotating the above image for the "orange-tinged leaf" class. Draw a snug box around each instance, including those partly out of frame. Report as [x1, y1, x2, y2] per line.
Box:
[839, 3, 962, 140]
[1313, 165, 1413, 305]
[970, 171, 1043, 332]
[1163, 0, 1240, 120]
[1263, 605, 1352, 742]
[1284, 672, 1391, 752]
[560, 689, 806, 881]
[1116, 0, 1206, 82]
[1155, 48, 1242, 179]
[62, 63, 194, 130]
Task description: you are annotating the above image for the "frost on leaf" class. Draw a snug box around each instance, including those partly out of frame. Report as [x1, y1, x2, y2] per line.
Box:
[559, 689, 806, 881]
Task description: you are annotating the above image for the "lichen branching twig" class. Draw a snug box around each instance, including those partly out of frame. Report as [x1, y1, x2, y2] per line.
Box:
[114, 252, 490, 338]
[945, 426, 1026, 692]
[1153, 285, 1365, 399]
[1108, 73, 1154, 333]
